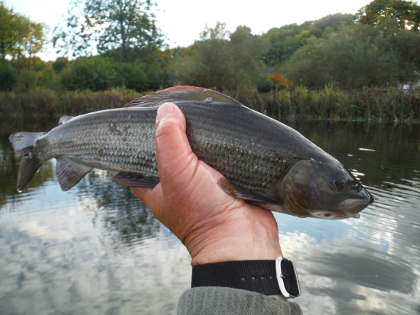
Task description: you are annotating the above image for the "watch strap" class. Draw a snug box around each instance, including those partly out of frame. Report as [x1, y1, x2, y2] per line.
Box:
[192, 260, 281, 296]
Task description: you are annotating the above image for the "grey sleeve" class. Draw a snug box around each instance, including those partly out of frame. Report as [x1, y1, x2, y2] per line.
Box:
[177, 287, 302, 315]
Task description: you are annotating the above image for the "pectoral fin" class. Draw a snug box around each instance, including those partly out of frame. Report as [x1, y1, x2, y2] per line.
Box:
[113, 172, 160, 188]
[56, 158, 92, 191]
[217, 178, 265, 202]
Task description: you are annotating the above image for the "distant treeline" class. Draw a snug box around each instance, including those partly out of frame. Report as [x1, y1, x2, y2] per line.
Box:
[0, 0, 419, 123]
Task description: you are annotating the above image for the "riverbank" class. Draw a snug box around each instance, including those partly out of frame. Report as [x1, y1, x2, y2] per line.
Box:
[0, 87, 419, 127]
[234, 86, 420, 124]
[0, 88, 144, 130]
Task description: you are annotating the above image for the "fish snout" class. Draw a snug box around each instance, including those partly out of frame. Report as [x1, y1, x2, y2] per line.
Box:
[367, 189, 375, 204]
[339, 187, 373, 217]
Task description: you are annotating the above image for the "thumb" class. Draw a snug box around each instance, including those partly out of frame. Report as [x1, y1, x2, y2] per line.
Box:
[155, 103, 197, 193]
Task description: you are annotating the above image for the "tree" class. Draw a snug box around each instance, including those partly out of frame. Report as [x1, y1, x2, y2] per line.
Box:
[60, 56, 119, 91]
[262, 14, 354, 66]
[228, 26, 266, 90]
[0, 59, 16, 90]
[283, 24, 417, 89]
[172, 23, 265, 92]
[357, 0, 420, 30]
[54, 0, 163, 60]
[52, 57, 69, 73]
[0, 2, 45, 60]
[171, 22, 233, 90]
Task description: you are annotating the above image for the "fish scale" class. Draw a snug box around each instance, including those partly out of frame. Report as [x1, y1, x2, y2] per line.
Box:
[9, 87, 373, 218]
[38, 101, 323, 197]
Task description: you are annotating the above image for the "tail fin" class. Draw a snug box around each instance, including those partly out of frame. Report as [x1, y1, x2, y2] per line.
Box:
[9, 132, 46, 191]
[9, 132, 46, 154]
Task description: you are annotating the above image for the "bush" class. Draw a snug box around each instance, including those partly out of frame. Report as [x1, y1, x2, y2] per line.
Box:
[57, 88, 142, 115]
[37, 68, 62, 91]
[230, 86, 420, 122]
[0, 60, 17, 91]
[0, 88, 143, 126]
[52, 57, 69, 73]
[282, 24, 415, 89]
[172, 24, 265, 92]
[15, 69, 38, 91]
[115, 62, 148, 91]
[60, 56, 119, 91]
[256, 75, 275, 92]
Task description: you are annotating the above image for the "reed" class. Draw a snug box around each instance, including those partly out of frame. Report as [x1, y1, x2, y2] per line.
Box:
[233, 86, 419, 123]
[0, 87, 418, 126]
[0, 88, 143, 129]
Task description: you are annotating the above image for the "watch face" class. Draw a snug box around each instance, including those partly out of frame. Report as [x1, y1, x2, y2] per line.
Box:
[281, 259, 300, 297]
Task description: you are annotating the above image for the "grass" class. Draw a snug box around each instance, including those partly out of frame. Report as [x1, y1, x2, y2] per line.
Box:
[233, 86, 420, 123]
[0, 86, 419, 129]
[0, 88, 144, 130]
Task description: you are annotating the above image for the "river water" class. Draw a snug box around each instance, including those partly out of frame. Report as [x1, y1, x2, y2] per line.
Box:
[0, 121, 419, 315]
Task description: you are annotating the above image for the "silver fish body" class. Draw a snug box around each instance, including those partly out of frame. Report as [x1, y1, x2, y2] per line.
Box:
[9, 87, 374, 219]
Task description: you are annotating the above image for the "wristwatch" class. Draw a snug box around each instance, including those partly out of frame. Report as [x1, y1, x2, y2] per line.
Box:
[191, 256, 300, 298]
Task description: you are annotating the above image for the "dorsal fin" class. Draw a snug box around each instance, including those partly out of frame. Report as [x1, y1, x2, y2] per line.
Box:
[58, 115, 75, 125]
[124, 86, 242, 108]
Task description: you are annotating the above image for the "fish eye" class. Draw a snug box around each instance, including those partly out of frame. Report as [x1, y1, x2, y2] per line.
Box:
[352, 181, 362, 192]
[323, 213, 332, 217]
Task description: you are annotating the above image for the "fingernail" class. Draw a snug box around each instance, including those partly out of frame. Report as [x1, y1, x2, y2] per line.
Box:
[156, 103, 176, 126]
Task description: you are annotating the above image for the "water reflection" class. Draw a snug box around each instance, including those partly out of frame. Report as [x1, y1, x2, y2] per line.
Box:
[0, 121, 419, 315]
[0, 134, 54, 210]
[76, 172, 162, 248]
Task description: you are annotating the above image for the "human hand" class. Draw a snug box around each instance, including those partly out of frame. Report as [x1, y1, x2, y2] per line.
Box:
[132, 103, 282, 266]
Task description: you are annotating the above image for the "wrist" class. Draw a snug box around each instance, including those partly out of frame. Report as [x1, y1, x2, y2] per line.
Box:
[182, 212, 282, 266]
[190, 236, 282, 266]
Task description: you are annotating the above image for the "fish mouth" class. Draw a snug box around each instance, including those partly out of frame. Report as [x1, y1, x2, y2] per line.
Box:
[339, 190, 373, 217]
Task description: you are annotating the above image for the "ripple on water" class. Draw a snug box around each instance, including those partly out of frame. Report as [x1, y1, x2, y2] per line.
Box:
[1, 122, 420, 315]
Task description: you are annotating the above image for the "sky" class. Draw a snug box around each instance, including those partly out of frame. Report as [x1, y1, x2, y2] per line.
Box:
[4, 0, 372, 60]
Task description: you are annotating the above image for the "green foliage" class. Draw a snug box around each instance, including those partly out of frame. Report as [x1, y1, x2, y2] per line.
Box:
[0, 59, 16, 91]
[57, 88, 142, 114]
[54, 0, 162, 60]
[0, 88, 57, 123]
[60, 56, 119, 91]
[172, 23, 265, 91]
[0, 2, 45, 60]
[171, 23, 231, 89]
[37, 68, 62, 91]
[229, 26, 266, 89]
[1, 0, 419, 118]
[1, 87, 418, 124]
[114, 61, 148, 91]
[283, 23, 419, 89]
[357, 0, 420, 30]
[262, 14, 355, 66]
[14, 56, 47, 71]
[232, 87, 420, 123]
[15, 69, 38, 91]
[52, 57, 69, 73]
[0, 88, 143, 123]
[106, 46, 171, 90]
[256, 75, 275, 93]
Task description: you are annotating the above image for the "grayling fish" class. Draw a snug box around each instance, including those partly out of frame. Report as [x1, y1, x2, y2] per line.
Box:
[9, 86, 373, 219]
